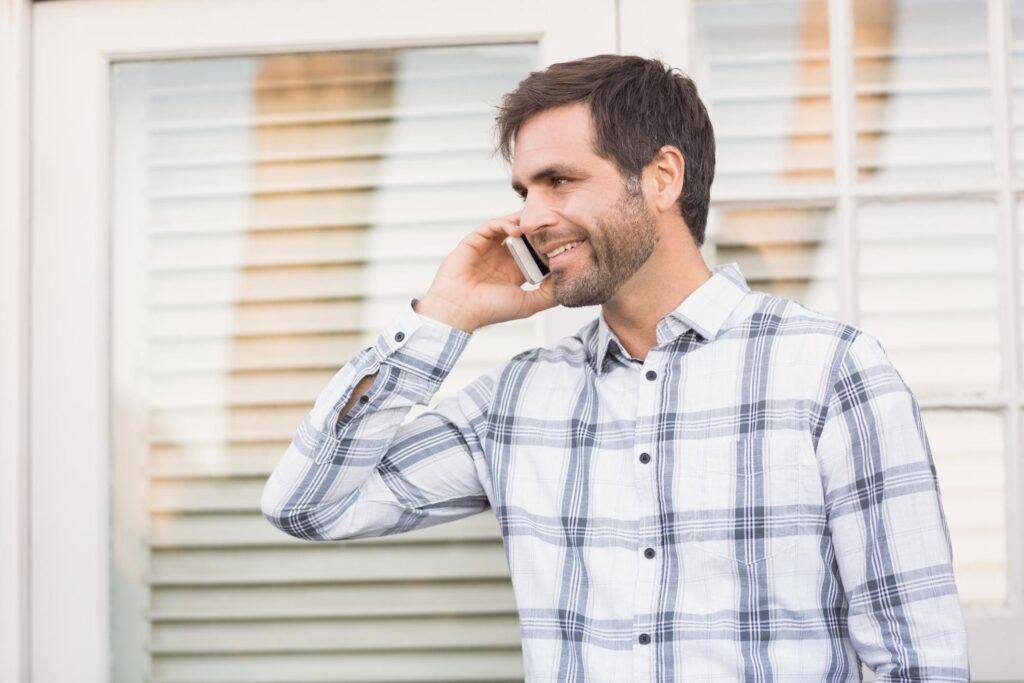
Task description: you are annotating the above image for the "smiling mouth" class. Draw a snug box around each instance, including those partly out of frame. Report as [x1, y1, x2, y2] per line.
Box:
[544, 240, 585, 262]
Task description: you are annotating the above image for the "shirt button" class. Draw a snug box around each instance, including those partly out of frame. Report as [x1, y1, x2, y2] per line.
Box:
[394, 331, 405, 342]
[643, 547, 656, 559]
[645, 370, 657, 381]
[638, 633, 651, 645]
[359, 395, 369, 404]
[639, 452, 651, 464]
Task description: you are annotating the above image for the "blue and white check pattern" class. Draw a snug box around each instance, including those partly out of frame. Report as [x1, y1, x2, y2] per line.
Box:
[262, 262, 969, 682]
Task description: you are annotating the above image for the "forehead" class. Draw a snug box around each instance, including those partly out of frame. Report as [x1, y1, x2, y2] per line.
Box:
[510, 103, 605, 178]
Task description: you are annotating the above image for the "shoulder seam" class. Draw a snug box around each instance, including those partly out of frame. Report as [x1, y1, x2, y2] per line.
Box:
[812, 325, 864, 451]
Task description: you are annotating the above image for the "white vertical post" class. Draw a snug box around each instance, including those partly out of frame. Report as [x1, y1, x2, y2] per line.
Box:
[988, 0, 1023, 642]
[829, 0, 858, 324]
[0, 1, 33, 683]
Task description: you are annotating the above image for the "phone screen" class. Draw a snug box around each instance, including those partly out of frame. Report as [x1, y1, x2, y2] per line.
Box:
[522, 235, 550, 277]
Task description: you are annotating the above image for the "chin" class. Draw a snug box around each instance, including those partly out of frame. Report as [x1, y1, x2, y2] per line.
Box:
[554, 287, 611, 308]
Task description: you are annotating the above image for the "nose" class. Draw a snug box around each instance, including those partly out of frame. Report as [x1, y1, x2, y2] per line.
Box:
[518, 193, 558, 243]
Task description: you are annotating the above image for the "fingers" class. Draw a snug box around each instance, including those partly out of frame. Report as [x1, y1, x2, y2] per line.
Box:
[481, 213, 523, 238]
[461, 213, 524, 250]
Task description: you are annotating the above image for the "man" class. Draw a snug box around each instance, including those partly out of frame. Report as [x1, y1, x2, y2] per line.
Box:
[262, 54, 969, 682]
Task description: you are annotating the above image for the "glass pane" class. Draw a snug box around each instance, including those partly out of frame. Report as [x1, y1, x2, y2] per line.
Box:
[1015, 197, 1024, 382]
[852, 0, 993, 182]
[924, 409, 1007, 607]
[857, 200, 1001, 396]
[694, 0, 834, 192]
[1011, 0, 1024, 176]
[707, 205, 840, 314]
[110, 45, 536, 683]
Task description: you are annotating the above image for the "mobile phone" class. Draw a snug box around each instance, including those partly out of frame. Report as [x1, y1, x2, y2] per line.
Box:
[503, 234, 550, 285]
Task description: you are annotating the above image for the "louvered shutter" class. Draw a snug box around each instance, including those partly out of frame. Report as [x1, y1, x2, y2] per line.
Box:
[111, 44, 537, 683]
[694, 0, 834, 194]
[694, 0, 841, 314]
[852, 0, 993, 182]
[695, 0, 1007, 609]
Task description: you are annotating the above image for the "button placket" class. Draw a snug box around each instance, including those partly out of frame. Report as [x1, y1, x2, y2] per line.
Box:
[633, 355, 661, 675]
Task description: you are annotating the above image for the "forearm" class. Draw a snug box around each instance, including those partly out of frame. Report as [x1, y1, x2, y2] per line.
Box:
[261, 302, 473, 540]
[339, 372, 378, 421]
[260, 354, 416, 540]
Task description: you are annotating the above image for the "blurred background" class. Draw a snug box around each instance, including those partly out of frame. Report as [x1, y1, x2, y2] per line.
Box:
[2, 0, 1022, 681]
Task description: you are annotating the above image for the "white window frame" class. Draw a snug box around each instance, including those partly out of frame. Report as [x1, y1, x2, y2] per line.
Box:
[28, 2, 616, 681]
[0, 1, 32, 683]
[620, 0, 1024, 678]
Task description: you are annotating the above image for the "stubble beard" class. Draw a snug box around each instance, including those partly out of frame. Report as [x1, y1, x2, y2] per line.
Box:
[552, 187, 660, 308]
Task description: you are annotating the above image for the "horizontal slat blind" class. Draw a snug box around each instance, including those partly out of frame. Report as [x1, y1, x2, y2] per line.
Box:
[694, 0, 834, 192]
[918, 410, 1007, 606]
[852, 0, 993, 181]
[857, 199, 1001, 395]
[111, 45, 537, 683]
[1013, 1, 1024, 176]
[705, 205, 840, 316]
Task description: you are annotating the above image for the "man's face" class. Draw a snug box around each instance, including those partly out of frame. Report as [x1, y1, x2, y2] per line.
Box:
[510, 104, 660, 308]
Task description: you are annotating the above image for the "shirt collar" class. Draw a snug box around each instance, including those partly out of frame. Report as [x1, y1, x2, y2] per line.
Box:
[590, 261, 751, 374]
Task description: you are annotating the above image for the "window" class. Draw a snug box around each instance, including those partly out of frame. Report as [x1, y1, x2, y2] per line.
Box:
[109, 44, 541, 682]
[31, 2, 614, 679]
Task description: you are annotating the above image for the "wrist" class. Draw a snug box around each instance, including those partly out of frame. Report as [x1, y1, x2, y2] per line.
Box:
[413, 295, 478, 334]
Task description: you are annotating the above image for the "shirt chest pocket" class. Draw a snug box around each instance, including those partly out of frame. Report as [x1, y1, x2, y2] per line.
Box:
[677, 432, 822, 565]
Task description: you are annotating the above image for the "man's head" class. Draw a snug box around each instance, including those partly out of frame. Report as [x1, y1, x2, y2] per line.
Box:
[495, 55, 715, 308]
[496, 54, 715, 248]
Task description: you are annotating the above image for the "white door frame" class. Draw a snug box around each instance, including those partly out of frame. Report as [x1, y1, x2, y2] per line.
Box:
[29, 1, 615, 681]
[29, 0, 1022, 679]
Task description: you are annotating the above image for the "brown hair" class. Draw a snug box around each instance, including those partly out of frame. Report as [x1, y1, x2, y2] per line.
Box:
[495, 54, 715, 246]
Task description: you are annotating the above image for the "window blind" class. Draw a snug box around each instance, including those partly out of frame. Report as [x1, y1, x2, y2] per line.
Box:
[706, 205, 840, 315]
[852, 0, 993, 181]
[694, 0, 834, 193]
[111, 44, 537, 683]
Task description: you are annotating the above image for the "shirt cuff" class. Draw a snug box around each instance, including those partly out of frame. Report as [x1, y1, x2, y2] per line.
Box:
[368, 297, 472, 387]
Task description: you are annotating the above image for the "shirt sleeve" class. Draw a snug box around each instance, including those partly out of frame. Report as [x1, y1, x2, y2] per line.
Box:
[815, 330, 970, 682]
[260, 298, 501, 541]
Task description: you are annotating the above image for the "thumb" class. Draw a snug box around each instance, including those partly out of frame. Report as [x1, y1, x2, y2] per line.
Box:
[525, 276, 557, 313]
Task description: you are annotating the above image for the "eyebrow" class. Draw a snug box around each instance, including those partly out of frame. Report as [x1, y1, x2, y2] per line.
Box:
[511, 164, 588, 197]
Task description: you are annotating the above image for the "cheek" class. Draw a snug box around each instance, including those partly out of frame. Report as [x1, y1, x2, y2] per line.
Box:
[559, 185, 608, 216]
[559, 193, 603, 234]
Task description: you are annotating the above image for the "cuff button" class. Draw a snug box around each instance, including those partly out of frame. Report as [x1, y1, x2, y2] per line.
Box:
[395, 332, 405, 342]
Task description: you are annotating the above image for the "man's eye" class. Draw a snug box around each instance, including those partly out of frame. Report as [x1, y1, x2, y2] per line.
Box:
[552, 177, 570, 187]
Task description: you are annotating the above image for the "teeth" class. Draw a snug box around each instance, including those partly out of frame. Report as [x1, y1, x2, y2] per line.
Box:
[546, 241, 582, 258]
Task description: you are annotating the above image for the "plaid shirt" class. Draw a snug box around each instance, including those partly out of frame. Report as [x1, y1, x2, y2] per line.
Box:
[262, 262, 969, 682]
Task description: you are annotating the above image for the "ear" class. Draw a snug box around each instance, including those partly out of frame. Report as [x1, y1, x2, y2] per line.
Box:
[646, 145, 685, 215]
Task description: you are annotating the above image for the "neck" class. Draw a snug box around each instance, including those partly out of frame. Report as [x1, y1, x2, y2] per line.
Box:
[601, 230, 712, 362]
